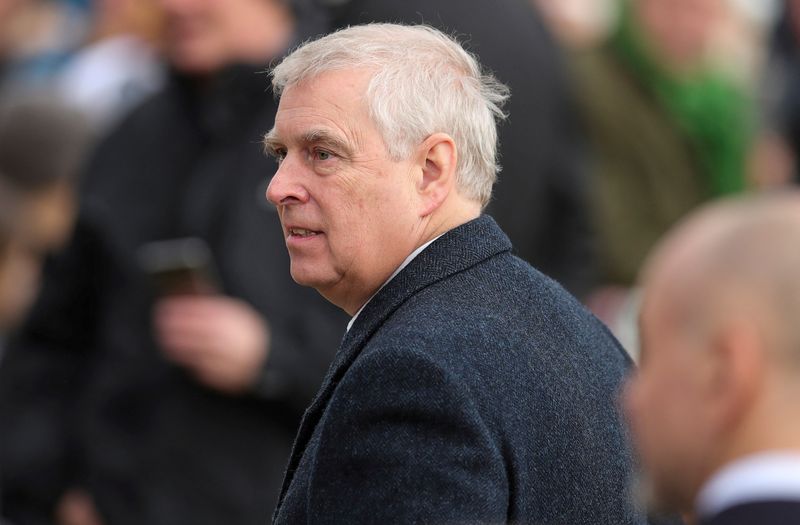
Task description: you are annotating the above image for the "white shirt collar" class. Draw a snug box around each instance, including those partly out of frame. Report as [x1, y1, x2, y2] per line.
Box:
[346, 235, 443, 332]
[695, 451, 800, 518]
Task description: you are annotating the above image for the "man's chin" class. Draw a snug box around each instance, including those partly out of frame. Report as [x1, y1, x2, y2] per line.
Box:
[289, 266, 327, 290]
[289, 271, 313, 288]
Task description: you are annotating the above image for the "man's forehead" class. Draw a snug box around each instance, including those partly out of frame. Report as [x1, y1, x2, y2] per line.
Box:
[267, 113, 357, 151]
[270, 78, 376, 150]
[278, 69, 373, 111]
[285, 67, 375, 92]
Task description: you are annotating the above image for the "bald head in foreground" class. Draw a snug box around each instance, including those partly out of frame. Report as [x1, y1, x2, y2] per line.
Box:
[625, 191, 800, 524]
[264, 23, 645, 524]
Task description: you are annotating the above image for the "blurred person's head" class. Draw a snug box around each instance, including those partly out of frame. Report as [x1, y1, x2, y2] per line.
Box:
[90, 0, 165, 45]
[265, 24, 508, 314]
[533, 0, 618, 48]
[624, 191, 800, 514]
[0, 0, 33, 54]
[159, 0, 294, 75]
[0, 0, 24, 24]
[0, 98, 89, 332]
[628, 0, 726, 71]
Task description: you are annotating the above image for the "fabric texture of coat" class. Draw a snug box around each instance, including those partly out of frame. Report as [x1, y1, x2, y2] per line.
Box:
[273, 215, 644, 524]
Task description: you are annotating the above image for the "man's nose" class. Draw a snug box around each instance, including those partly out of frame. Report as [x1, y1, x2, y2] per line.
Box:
[266, 156, 308, 207]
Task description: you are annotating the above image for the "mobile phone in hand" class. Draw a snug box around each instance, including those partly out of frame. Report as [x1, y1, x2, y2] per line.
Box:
[137, 237, 220, 296]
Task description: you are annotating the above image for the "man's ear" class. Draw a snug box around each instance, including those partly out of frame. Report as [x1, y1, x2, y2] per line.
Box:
[706, 317, 765, 435]
[416, 133, 457, 217]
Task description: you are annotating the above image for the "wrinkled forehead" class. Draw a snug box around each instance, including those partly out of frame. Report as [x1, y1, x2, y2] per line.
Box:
[269, 69, 380, 148]
[284, 69, 371, 113]
[278, 68, 375, 108]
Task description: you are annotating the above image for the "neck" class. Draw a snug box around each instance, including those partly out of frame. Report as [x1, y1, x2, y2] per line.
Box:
[417, 195, 482, 246]
[335, 200, 482, 317]
[704, 382, 800, 494]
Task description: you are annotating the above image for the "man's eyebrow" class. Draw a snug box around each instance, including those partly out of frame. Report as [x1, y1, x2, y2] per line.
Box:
[262, 128, 282, 156]
[301, 129, 353, 156]
[263, 128, 354, 158]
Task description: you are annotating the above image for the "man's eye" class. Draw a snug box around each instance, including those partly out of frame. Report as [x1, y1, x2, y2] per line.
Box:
[315, 150, 333, 161]
[274, 149, 287, 163]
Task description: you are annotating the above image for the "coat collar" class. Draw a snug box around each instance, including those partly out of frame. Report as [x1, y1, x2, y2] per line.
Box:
[273, 214, 512, 516]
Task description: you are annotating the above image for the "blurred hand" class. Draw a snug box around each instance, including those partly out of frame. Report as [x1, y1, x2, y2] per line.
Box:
[154, 295, 270, 394]
[56, 488, 104, 525]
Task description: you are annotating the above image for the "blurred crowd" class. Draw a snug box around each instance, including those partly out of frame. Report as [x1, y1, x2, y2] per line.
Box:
[0, 0, 797, 524]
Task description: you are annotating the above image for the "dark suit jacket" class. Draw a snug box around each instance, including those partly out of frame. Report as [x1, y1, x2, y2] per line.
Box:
[273, 215, 643, 524]
[701, 500, 800, 525]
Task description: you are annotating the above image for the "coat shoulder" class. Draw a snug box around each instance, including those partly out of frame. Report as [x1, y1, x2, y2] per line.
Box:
[368, 251, 629, 373]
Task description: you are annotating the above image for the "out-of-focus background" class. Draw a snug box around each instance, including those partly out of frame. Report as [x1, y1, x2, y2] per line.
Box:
[0, 0, 797, 524]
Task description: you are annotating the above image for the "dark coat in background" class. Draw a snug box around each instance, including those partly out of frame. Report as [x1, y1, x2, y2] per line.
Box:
[273, 215, 642, 524]
[769, 9, 800, 185]
[0, 64, 347, 525]
[328, 0, 595, 297]
[701, 501, 800, 525]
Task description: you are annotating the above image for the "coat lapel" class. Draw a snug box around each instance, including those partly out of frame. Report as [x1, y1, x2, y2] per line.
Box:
[272, 214, 512, 516]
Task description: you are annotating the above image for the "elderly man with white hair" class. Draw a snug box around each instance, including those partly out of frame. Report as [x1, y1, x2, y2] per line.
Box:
[264, 23, 644, 524]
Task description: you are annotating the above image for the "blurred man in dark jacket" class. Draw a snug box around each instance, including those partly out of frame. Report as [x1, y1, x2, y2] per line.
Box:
[0, 1, 345, 525]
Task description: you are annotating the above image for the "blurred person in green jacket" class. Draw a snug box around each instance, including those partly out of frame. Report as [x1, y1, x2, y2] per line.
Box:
[573, 0, 752, 337]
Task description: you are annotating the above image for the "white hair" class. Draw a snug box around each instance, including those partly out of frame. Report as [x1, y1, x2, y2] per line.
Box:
[270, 23, 510, 207]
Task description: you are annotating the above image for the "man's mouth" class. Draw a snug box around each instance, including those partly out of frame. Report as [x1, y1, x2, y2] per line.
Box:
[288, 227, 321, 238]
